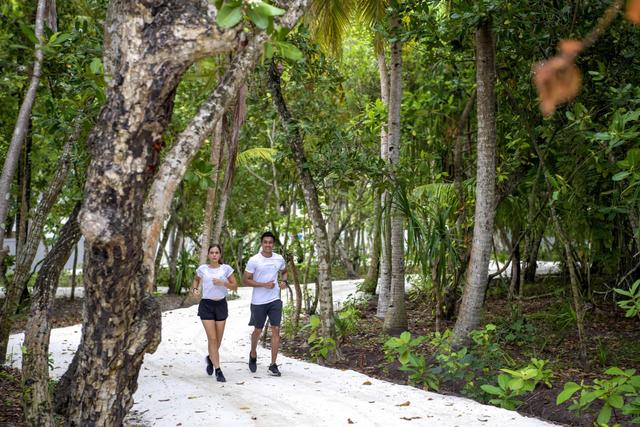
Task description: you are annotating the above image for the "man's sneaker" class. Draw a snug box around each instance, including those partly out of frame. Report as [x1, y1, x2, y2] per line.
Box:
[215, 368, 226, 383]
[249, 353, 257, 373]
[268, 363, 281, 377]
[205, 356, 213, 376]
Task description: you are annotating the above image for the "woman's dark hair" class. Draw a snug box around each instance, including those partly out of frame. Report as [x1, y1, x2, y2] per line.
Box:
[207, 244, 224, 264]
[260, 231, 276, 242]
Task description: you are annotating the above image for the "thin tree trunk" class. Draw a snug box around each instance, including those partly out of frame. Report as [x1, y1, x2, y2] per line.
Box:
[22, 203, 81, 427]
[383, 12, 407, 335]
[0, 135, 74, 364]
[0, 0, 46, 267]
[70, 244, 78, 301]
[211, 84, 247, 243]
[267, 62, 337, 348]
[154, 211, 175, 284]
[508, 237, 521, 300]
[168, 225, 183, 295]
[17, 129, 32, 256]
[453, 19, 497, 342]
[376, 48, 392, 318]
[199, 120, 224, 263]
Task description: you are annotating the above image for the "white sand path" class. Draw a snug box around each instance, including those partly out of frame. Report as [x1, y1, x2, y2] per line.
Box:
[7, 279, 558, 426]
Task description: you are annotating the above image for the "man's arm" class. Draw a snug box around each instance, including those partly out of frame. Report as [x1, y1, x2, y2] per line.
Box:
[243, 271, 274, 289]
[279, 266, 288, 289]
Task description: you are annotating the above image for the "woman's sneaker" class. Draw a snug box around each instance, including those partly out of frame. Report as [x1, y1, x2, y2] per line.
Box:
[205, 356, 213, 376]
[268, 363, 281, 377]
[215, 368, 226, 382]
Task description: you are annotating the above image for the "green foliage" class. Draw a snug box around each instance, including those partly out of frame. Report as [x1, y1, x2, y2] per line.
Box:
[481, 358, 553, 410]
[334, 301, 360, 343]
[383, 325, 507, 395]
[614, 279, 640, 319]
[557, 368, 640, 426]
[303, 315, 336, 360]
[175, 250, 198, 295]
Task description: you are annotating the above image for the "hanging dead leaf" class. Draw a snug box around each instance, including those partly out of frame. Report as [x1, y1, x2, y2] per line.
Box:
[627, 0, 640, 24]
[532, 55, 582, 116]
[558, 39, 583, 57]
[396, 401, 411, 407]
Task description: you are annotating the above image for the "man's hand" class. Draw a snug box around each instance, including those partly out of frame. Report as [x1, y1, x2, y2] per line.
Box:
[279, 280, 287, 289]
[263, 281, 275, 289]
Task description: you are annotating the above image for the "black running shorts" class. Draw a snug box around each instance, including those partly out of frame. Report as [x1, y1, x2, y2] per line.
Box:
[249, 299, 283, 328]
[198, 298, 228, 321]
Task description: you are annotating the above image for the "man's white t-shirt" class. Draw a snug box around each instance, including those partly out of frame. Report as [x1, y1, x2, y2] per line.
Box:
[245, 252, 285, 305]
[196, 264, 234, 300]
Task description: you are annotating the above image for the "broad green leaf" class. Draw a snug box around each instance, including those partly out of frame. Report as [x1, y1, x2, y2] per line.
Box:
[605, 367, 627, 377]
[608, 394, 624, 409]
[480, 384, 503, 395]
[612, 171, 631, 181]
[277, 41, 303, 61]
[508, 378, 524, 391]
[216, 3, 243, 28]
[254, 2, 286, 16]
[247, 8, 269, 29]
[557, 382, 581, 404]
[597, 403, 612, 426]
[19, 21, 39, 45]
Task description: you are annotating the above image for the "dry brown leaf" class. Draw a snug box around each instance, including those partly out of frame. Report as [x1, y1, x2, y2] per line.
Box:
[396, 401, 411, 407]
[532, 55, 582, 116]
[348, 419, 354, 424]
[362, 381, 372, 385]
[627, 0, 640, 24]
[558, 39, 583, 57]
[400, 416, 421, 421]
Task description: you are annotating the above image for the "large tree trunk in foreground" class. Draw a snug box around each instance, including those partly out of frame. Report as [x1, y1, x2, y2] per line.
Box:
[267, 62, 337, 346]
[0, 136, 74, 364]
[453, 19, 497, 342]
[22, 203, 81, 427]
[0, 0, 46, 267]
[383, 12, 407, 335]
[61, 2, 309, 424]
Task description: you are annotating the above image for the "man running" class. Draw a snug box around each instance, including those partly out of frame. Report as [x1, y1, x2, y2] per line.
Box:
[243, 231, 288, 376]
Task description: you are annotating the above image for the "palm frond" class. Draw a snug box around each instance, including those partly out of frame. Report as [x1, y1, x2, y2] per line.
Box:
[357, 0, 388, 29]
[235, 147, 278, 167]
[309, 0, 357, 55]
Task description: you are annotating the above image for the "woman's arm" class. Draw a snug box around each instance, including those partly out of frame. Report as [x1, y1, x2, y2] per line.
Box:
[191, 276, 201, 296]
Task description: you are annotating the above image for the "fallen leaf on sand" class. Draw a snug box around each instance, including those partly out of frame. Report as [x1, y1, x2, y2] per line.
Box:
[362, 381, 372, 385]
[251, 416, 257, 420]
[396, 401, 411, 407]
[236, 382, 245, 385]
[401, 416, 421, 421]
[348, 418, 354, 424]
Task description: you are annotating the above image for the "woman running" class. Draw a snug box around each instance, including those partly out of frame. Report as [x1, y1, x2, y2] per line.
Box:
[191, 244, 238, 382]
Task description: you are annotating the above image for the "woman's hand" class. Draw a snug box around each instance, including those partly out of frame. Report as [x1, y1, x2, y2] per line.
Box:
[212, 277, 226, 286]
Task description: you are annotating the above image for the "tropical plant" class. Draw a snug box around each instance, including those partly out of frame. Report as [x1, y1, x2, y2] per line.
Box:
[614, 279, 640, 319]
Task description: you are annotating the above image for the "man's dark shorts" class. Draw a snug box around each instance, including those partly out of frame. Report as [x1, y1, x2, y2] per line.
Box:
[249, 299, 283, 328]
[198, 298, 228, 321]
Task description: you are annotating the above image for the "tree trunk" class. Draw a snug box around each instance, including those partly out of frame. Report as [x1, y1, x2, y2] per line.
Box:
[0, 136, 74, 364]
[22, 203, 81, 427]
[267, 62, 337, 346]
[211, 84, 247, 243]
[168, 225, 183, 295]
[154, 211, 175, 286]
[508, 238, 521, 300]
[70, 243, 78, 301]
[199, 120, 224, 264]
[17, 128, 32, 257]
[453, 19, 497, 342]
[0, 0, 46, 267]
[58, 2, 309, 423]
[376, 49, 392, 318]
[383, 12, 407, 335]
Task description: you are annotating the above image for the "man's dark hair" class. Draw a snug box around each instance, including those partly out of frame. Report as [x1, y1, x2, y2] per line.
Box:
[260, 231, 276, 242]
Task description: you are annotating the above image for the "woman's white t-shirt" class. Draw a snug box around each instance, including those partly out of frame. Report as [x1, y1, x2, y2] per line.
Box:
[196, 264, 234, 300]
